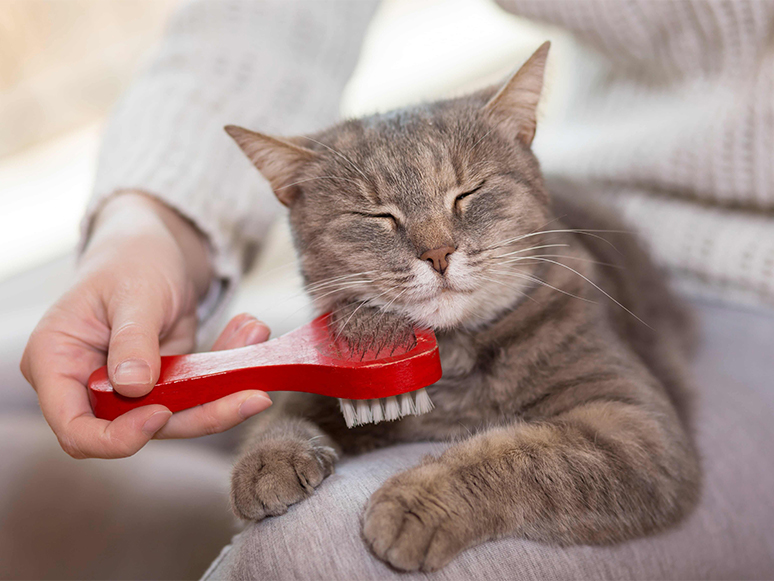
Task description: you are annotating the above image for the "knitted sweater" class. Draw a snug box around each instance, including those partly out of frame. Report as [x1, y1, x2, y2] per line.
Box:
[85, 0, 774, 324]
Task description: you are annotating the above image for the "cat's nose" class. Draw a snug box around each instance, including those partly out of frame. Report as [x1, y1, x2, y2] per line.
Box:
[420, 245, 456, 275]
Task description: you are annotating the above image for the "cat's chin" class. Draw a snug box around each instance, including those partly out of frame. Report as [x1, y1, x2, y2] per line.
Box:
[397, 287, 523, 331]
[399, 294, 472, 329]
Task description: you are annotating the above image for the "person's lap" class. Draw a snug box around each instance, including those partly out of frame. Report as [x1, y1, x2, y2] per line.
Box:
[204, 300, 774, 580]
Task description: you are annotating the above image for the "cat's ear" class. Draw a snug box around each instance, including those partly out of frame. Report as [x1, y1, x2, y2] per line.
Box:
[225, 125, 316, 206]
[483, 41, 550, 147]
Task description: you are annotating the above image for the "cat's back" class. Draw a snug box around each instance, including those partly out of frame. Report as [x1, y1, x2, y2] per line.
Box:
[547, 179, 696, 423]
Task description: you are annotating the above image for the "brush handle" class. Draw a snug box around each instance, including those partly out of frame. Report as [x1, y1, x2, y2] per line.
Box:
[88, 314, 442, 421]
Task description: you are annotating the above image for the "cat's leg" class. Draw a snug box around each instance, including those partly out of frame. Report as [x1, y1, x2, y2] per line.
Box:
[230, 391, 408, 521]
[231, 303, 419, 522]
[230, 402, 339, 521]
[362, 397, 699, 571]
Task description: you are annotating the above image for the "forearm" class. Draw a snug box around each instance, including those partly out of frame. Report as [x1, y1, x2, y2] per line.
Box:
[84, 191, 213, 301]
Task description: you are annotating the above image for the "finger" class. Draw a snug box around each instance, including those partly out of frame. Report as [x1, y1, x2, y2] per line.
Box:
[212, 313, 271, 351]
[211, 313, 255, 350]
[27, 334, 172, 458]
[154, 390, 272, 439]
[64, 404, 172, 459]
[224, 318, 270, 349]
[106, 291, 165, 398]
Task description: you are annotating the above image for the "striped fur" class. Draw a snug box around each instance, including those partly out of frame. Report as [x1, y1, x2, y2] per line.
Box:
[228, 45, 700, 572]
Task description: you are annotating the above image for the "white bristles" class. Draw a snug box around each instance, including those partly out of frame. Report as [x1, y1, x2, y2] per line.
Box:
[339, 399, 356, 428]
[371, 399, 384, 423]
[338, 391, 434, 429]
[400, 392, 416, 416]
[384, 396, 401, 421]
[356, 399, 372, 425]
[413, 388, 434, 415]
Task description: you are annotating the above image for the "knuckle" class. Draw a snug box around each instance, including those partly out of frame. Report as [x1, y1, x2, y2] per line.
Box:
[232, 313, 254, 326]
[58, 436, 87, 460]
[202, 421, 225, 436]
[104, 430, 140, 458]
[115, 441, 140, 458]
[110, 320, 151, 340]
[200, 410, 228, 435]
[108, 323, 158, 358]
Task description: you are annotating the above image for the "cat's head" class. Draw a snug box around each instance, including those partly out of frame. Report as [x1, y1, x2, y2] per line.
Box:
[227, 42, 552, 330]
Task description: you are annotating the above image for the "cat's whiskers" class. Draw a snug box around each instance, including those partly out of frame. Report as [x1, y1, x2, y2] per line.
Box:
[465, 128, 495, 160]
[483, 228, 629, 254]
[359, 287, 413, 349]
[471, 273, 539, 304]
[499, 257, 652, 328]
[488, 268, 595, 303]
[333, 288, 395, 342]
[305, 271, 378, 292]
[492, 243, 570, 259]
[300, 136, 370, 182]
[309, 281, 376, 303]
[277, 175, 363, 191]
[494, 254, 624, 269]
[375, 287, 410, 316]
[307, 279, 374, 294]
[250, 261, 300, 276]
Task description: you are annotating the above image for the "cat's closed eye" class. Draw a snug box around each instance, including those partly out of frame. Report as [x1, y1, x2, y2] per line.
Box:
[352, 212, 398, 227]
[454, 183, 484, 212]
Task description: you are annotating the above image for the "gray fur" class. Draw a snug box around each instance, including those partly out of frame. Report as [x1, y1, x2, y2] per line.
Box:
[227, 44, 700, 572]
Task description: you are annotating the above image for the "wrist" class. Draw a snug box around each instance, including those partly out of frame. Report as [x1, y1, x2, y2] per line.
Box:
[85, 191, 214, 300]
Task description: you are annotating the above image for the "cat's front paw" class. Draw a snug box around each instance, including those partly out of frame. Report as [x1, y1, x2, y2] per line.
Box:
[332, 303, 416, 358]
[363, 463, 474, 572]
[230, 438, 337, 521]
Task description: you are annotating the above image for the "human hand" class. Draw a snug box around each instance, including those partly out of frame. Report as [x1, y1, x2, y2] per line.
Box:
[20, 192, 272, 459]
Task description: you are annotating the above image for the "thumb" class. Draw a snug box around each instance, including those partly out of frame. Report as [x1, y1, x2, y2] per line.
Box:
[107, 296, 164, 398]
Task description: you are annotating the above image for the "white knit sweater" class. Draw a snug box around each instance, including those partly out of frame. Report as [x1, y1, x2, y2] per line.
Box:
[85, 0, 774, 322]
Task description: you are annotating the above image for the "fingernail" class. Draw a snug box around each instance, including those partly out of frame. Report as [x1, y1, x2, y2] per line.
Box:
[115, 359, 152, 386]
[246, 323, 270, 345]
[232, 315, 256, 334]
[238, 394, 272, 419]
[142, 410, 171, 436]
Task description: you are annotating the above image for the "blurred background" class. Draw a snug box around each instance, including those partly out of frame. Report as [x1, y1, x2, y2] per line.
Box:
[2, 0, 772, 579]
[0, 0, 179, 280]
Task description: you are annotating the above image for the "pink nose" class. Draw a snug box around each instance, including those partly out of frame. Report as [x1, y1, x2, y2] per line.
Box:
[420, 246, 456, 275]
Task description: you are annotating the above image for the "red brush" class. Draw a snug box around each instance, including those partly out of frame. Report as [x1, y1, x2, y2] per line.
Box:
[88, 313, 441, 428]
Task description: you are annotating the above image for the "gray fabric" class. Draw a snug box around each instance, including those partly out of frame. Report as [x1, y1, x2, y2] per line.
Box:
[203, 300, 774, 580]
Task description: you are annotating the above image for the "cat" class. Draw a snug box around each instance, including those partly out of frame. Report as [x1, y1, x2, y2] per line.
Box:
[225, 42, 700, 572]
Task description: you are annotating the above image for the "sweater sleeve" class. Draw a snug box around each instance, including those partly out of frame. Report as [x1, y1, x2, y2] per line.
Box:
[82, 0, 380, 328]
[495, 0, 774, 307]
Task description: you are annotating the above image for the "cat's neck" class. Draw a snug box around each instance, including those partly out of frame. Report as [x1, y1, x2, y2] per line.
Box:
[435, 238, 597, 372]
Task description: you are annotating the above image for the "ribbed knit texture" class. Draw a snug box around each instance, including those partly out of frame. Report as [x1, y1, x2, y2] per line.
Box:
[500, 0, 774, 307]
[83, 0, 381, 328]
[86, 0, 774, 321]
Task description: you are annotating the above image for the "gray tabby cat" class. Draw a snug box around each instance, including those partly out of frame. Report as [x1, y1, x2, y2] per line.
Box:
[225, 43, 700, 572]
